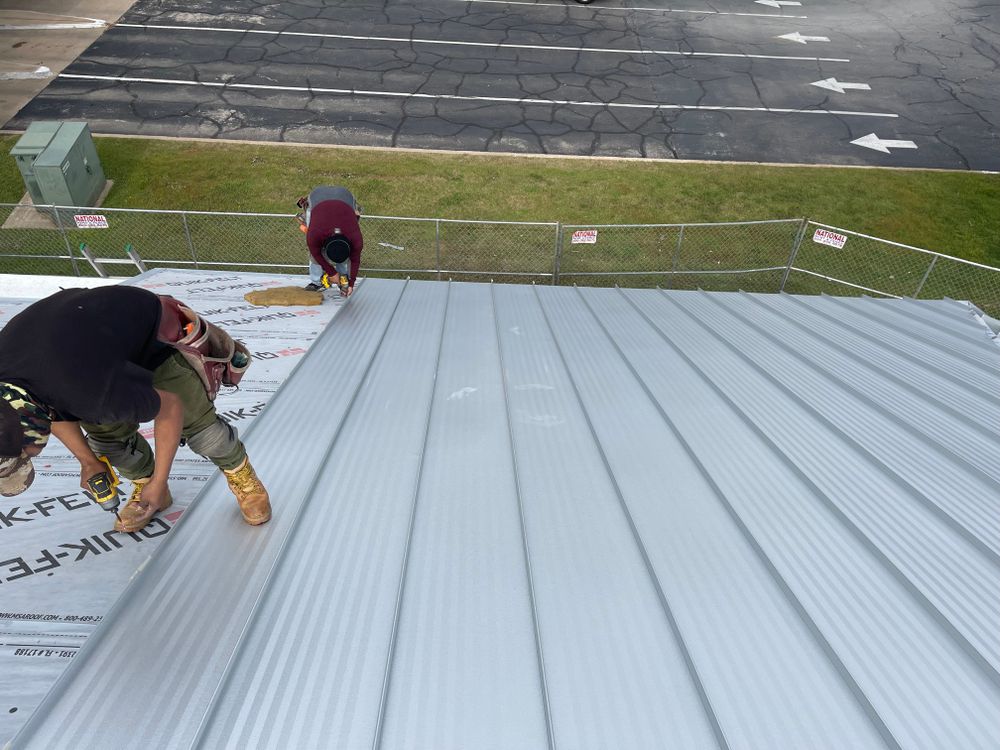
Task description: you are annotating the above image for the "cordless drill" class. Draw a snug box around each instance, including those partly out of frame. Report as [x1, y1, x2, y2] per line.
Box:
[321, 273, 350, 296]
[87, 456, 122, 522]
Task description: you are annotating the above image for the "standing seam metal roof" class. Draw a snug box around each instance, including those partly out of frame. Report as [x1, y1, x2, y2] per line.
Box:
[8, 279, 1000, 750]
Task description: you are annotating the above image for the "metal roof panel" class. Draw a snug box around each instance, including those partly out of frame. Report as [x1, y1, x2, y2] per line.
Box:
[10, 280, 1000, 750]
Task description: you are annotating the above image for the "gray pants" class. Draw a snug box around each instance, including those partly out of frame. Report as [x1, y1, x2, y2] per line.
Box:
[307, 185, 357, 211]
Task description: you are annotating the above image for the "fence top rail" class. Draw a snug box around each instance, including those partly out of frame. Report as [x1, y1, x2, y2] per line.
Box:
[0, 203, 562, 227]
[0, 203, 298, 219]
[560, 218, 803, 229]
[369, 216, 559, 227]
[809, 220, 1000, 273]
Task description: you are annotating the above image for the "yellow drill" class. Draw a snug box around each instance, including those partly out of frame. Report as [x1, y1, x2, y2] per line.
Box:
[321, 273, 350, 296]
[86, 456, 122, 523]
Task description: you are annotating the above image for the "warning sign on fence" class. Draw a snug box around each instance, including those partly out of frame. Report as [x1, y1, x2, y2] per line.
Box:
[812, 228, 847, 249]
[73, 215, 109, 229]
[571, 229, 598, 244]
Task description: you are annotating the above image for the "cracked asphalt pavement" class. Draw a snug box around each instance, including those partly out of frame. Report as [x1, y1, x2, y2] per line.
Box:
[5, 0, 999, 169]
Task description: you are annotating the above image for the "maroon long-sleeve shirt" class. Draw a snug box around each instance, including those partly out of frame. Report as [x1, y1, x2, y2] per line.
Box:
[306, 200, 364, 287]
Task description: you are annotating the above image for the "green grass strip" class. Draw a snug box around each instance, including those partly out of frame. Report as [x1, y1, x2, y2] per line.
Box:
[0, 136, 996, 267]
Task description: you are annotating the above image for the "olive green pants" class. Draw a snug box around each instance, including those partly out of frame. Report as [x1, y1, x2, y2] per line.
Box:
[83, 351, 246, 480]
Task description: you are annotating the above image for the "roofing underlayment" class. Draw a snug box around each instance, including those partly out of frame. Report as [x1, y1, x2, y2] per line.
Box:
[6, 277, 1000, 749]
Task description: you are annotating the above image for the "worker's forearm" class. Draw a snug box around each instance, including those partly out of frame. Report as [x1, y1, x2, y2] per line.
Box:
[150, 389, 183, 484]
[50, 421, 100, 465]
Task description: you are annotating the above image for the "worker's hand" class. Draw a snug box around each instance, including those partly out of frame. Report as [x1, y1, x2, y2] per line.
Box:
[140, 476, 171, 511]
[79, 457, 108, 491]
[296, 196, 308, 210]
[341, 285, 353, 298]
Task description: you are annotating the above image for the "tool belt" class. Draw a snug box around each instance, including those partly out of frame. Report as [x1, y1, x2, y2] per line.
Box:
[156, 296, 251, 401]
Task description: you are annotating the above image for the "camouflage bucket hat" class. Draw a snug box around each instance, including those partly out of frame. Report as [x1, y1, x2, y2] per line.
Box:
[0, 399, 32, 496]
[0, 384, 50, 497]
[0, 452, 34, 497]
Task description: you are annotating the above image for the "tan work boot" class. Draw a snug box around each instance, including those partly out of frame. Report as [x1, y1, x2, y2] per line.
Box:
[114, 477, 173, 533]
[223, 458, 271, 525]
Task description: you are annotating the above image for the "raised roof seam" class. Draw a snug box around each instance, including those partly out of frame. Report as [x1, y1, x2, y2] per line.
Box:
[490, 282, 557, 750]
[822, 294, 999, 378]
[764, 293, 1000, 427]
[549, 284, 732, 750]
[663, 290, 1000, 681]
[372, 281, 453, 750]
[717, 291, 1000, 561]
[646, 289, 1000, 685]
[188, 280, 413, 750]
[611, 287, 905, 750]
[782, 293, 998, 398]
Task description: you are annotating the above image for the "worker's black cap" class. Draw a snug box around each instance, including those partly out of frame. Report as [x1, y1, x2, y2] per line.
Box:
[322, 234, 352, 264]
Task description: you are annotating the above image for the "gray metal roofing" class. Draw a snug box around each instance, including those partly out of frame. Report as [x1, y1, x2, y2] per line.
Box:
[9, 279, 1000, 750]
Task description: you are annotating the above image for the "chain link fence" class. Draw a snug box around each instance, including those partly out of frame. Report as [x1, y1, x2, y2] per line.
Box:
[1, 204, 998, 317]
[557, 219, 802, 292]
[783, 222, 1000, 317]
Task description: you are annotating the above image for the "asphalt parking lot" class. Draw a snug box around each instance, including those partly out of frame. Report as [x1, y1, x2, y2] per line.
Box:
[4, 0, 999, 169]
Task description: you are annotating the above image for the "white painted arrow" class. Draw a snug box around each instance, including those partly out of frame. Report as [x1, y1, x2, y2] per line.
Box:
[755, 0, 802, 7]
[850, 133, 917, 153]
[777, 32, 830, 44]
[811, 77, 870, 93]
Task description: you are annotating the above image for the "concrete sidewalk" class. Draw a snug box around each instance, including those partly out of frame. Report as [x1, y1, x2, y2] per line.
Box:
[0, 0, 135, 129]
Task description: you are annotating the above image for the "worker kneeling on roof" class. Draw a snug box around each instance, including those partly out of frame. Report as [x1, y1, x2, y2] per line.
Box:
[297, 185, 363, 297]
[0, 286, 271, 532]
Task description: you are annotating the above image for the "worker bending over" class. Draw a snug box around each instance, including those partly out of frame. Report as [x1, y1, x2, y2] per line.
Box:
[0, 286, 270, 532]
[298, 185, 364, 297]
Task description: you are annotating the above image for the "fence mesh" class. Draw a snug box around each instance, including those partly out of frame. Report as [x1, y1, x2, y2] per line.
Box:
[439, 221, 556, 282]
[361, 217, 439, 278]
[918, 255, 1000, 318]
[182, 213, 300, 273]
[0, 205, 78, 277]
[557, 220, 800, 291]
[787, 223, 937, 299]
[1, 205, 998, 320]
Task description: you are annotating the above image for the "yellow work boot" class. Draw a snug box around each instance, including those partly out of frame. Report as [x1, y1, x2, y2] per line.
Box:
[114, 477, 173, 533]
[223, 458, 271, 525]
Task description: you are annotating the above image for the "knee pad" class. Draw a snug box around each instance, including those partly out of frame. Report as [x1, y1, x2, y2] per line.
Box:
[86, 434, 152, 476]
[185, 419, 239, 460]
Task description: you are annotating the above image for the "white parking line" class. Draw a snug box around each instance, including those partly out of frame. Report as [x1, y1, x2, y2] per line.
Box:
[118, 23, 849, 63]
[454, 0, 808, 18]
[58, 73, 898, 118]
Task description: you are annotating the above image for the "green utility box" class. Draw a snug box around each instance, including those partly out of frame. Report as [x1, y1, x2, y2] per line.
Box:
[9, 121, 62, 204]
[9, 121, 106, 207]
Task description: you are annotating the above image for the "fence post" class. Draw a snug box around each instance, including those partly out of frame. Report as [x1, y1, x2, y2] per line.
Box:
[913, 254, 939, 299]
[553, 223, 563, 285]
[52, 206, 81, 276]
[780, 218, 809, 292]
[181, 212, 199, 269]
[434, 219, 442, 281]
[667, 224, 684, 290]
